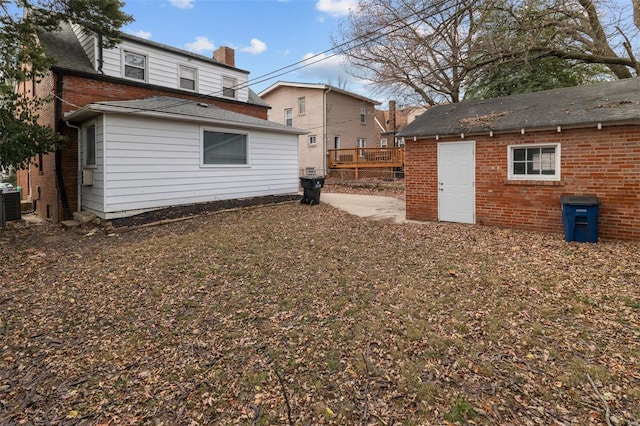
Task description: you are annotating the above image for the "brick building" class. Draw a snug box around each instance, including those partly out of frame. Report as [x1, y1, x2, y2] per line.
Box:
[398, 79, 640, 241]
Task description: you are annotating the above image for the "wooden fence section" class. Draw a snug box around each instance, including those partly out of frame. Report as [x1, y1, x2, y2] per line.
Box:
[327, 147, 404, 178]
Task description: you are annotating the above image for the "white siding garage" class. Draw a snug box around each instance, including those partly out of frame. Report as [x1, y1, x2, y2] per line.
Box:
[67, 97, 303, 219]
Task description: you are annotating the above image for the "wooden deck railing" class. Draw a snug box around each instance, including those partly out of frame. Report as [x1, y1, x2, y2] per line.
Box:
[328, 147, 404, 177]
[328, 147, 404, 167]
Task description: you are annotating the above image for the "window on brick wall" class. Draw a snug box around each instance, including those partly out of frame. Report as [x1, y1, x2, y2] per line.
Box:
[508, 143, 560, 181]
[285, 108, 293, 126]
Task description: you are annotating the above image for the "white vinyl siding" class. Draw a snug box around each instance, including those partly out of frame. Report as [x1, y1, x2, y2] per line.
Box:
[85, 115, 298, 218]
[71, 23, 97, 68]
[100, 39, 249, 102]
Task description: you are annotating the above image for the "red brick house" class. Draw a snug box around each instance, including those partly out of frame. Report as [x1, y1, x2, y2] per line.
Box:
[398, 79, 640, 241]
[17, 22, 302, 222]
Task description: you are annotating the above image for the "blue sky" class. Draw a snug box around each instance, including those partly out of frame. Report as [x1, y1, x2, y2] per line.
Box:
[120, 0, 370, 98]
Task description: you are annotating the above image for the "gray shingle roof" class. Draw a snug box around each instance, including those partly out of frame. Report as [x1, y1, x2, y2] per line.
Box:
[64, 96, 306, 134]
[399, 79, 640, 137]
[39, 22, 97, 74]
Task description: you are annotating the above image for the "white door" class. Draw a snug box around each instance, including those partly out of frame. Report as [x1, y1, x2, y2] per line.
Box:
[438, 141, 475, 224]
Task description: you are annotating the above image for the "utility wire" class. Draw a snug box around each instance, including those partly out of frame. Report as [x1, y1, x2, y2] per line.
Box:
[87, 0, 465, 115]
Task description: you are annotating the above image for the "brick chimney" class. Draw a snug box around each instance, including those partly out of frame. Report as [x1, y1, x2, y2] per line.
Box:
[214, 46, 235, 67]
[389, 100, 397, 132]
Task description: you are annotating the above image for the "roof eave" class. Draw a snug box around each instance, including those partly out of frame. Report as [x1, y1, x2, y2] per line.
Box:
[400, 119, 640, 139]
[64, 104, 308, 135]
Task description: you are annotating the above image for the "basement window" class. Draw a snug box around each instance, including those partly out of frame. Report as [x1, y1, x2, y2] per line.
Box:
[508, 143, 560, 181]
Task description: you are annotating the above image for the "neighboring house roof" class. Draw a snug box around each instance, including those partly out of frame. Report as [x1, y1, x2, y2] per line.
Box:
[399, 79, 640, 138]
[259, 81, 381, 105]
[64, 96, 307, 135]
[39, 22, 269, 108]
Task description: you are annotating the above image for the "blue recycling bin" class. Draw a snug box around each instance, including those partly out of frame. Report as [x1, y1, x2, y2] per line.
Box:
[561, 195, 600, 243]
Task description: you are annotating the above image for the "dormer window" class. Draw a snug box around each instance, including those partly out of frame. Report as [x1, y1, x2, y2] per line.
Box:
[222, 76, 236, 99]
[179, 65, 197, 91]
[124, 51, 146, 80]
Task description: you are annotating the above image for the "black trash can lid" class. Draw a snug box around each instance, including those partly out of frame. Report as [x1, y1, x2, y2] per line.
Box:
[560, 195, 600, 205]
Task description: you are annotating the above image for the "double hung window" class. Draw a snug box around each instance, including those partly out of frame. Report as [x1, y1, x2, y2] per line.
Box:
[124, 51, 146, 80]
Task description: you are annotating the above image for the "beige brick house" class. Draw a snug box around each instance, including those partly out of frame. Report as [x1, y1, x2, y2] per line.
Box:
[259, 82, 380, 176]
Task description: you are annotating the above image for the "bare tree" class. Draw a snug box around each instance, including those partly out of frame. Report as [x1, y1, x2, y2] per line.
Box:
[333, 0, 494, 105]
[333, 0, 640, 104]
[500, 0, 639, 79]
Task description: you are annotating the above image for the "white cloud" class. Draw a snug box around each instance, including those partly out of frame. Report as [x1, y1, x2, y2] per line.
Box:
[240, 38, 267, 55]
[130, 30, 152, 39]
[185, 36, 215, 53]
[297, 52, 362, 88]
[169, 0, 194, 9]
[315, 0, 358, 17]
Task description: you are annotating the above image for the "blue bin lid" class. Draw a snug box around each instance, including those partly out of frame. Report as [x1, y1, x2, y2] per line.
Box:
[560, 195, 600, 206]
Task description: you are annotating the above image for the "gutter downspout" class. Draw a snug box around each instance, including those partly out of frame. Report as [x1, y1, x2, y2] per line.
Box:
[323, 86, 332, 175]
[65, 120, 82, 213]
[55, 70, 72, 221]
[97, 34, 104, 74]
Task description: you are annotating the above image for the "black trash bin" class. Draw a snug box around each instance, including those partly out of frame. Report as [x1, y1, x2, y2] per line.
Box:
[561, 195, 600, 243]
[300, 176, 325, 205]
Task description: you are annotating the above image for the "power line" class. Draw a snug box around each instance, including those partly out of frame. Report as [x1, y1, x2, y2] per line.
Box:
[105, 0, 465, 114]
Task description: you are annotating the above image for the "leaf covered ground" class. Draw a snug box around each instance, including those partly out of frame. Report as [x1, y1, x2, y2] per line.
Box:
[1, 197, 639, 425]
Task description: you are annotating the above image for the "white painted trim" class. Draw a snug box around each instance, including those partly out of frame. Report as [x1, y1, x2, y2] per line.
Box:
[121, 48, 148, 82]
[103, 115, 108, 214]
[507, 142, 561, 181]
[178, 63, 198, 92]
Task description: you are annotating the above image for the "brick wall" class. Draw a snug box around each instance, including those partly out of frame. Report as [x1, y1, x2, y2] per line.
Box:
[18, 71, 270, 222]
[406, 126, 640, 241]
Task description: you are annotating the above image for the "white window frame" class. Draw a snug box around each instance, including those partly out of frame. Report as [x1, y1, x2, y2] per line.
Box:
[397, 137, 405, 147]
[285, 108, 293, 126]
[178, 64, 197, 91]
[360, 105, 366, 124]
[122, 50, 147, 81]
[508, 143, 561, 181]
[380, 138, 388, 148]
[357, 138, 366, 157]
[200, 126, 250, 167]
[305, 167, 316, 176]
[83, 122, 97, 168]
[222, 76, 237, 99]
[308, 135, 317, 146]
[298, 97, 306, 115]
